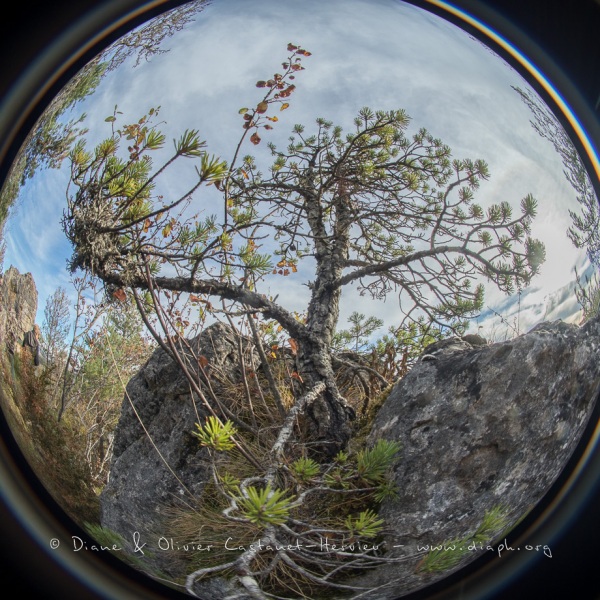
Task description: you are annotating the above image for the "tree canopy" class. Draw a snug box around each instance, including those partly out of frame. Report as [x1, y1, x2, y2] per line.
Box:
[513, 85, 599, 270]
[0, 1, 210, 228]
[63, 44, 545, 450]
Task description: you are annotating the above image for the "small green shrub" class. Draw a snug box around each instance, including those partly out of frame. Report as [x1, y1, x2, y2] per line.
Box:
[356, 439, 401, 484]
[323, 466, 353, 490]
[334, 450, 349, 464]
[418, 538, 468, 573]
[84, 523, 126, 548]
[192, 416, 237, 451]
[472, 504, 510, 542]
[345, 509, 384, 539]
[291, 457, 320, 482]
[373, 479, 399, 503]
[236, 484, 295, 527]
[218, 471, 241, 493]
[418, 505, 511, 573]
[84, 523, 158, 572]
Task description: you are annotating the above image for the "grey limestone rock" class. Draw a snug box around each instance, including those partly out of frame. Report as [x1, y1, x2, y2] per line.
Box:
[100, 322, 255, 576]
[100, 315, 599, 596]
[0, 266, 38, 354]
[347, 316, 600, 598]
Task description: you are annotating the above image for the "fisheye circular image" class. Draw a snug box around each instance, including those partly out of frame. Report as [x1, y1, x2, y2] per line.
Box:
[1, 1, 599, 599]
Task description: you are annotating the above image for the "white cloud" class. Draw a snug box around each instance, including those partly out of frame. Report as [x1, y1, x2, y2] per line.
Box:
[3, 0, 592, 337]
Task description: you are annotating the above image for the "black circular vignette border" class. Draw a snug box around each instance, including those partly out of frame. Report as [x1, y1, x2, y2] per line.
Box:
[1, 1, 599, 599]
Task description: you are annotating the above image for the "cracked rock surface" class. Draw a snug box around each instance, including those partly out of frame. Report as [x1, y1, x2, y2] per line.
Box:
[349, 316, 600, 598]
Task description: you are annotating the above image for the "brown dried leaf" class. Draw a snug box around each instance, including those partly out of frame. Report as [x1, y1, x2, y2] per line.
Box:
[112, 288, 127, 302]
[279, 85, 296, 98]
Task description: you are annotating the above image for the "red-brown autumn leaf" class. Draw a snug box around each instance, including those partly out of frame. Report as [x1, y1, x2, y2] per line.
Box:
[291, 371, 304, 383]
[250, 132, 261, 145]
[112, 288, 127, 302]
[190, 294, 201, 303]
[198, 355, 209, 368]
[279, 85, 296, 98]
[287, 43, 298, 51]
[256, 101, 268, 114]
[288, 338, 298, 355]
[256, 80, 267, 87]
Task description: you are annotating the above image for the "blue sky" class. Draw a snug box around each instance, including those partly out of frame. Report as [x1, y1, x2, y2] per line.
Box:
[2, 0, 591, 340]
